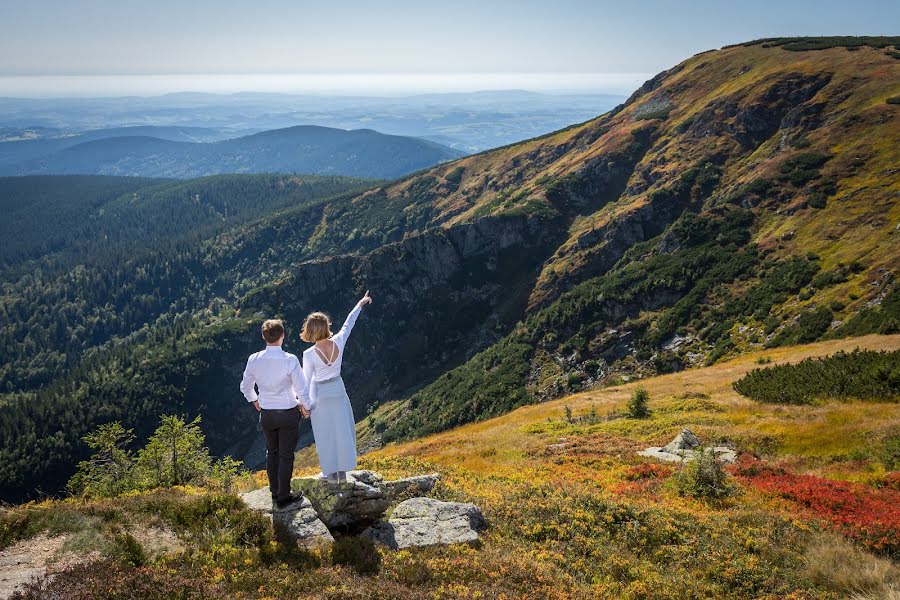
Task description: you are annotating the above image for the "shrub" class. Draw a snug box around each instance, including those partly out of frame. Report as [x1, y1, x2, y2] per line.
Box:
[733, 349, 900, 404]
[9, 560, 227, 599]
[110, 529, 148, 567]
[735, 459, 900, 554]
[626, 387, 651, 419]
[671, 449, 734, 499]
[831, 286, 900, 338]
[331, 535, 381, 575]
[768, 306, 833, 346]
[777, 152, 830, 186]
[66, 414, 246, 498]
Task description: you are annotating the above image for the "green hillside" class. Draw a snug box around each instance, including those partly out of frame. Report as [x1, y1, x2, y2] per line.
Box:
[0, 125, 465, 179]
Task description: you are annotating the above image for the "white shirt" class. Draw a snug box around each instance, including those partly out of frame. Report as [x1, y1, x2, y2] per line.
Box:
[302, 304, 362, 384]
[240, 345, 312, 410]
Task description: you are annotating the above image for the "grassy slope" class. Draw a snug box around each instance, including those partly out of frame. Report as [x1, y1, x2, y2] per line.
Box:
[314, 334, 900, 481]
[5, 336, 897, 600]
[289, 335, 900, 597]
[532, 42, 899, 307]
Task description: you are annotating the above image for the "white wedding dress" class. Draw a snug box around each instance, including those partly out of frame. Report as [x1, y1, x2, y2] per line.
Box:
[302, 304, 362, 477]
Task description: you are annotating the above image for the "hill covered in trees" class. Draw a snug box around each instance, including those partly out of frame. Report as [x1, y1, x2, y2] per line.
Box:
[1, 37, 898, 502]
[0, 125, 464, 179]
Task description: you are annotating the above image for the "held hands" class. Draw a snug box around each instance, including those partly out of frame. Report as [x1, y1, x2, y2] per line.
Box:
[253, 400, 261, 412]
[357, 290, 373, 308]
[300, 405, 311, 418]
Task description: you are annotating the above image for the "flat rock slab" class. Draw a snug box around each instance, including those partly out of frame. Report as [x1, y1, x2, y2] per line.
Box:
[637, 446, 737, 464]
[239, 488, 334, 546]
[362, 497, 487, 550]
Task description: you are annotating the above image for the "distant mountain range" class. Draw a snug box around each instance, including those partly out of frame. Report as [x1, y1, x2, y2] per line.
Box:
[0, 124, 464, 179]
[0, 90, 627, 152]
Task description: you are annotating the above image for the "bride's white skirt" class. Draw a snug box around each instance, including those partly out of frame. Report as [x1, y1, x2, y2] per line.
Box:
[309, 376, 358, 475]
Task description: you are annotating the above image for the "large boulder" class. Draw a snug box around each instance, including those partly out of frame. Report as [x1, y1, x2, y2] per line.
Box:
[291, 470, 391, 529]
[362, 497, 486, 550]
[242, 470, 484, 551]
[638, 428, 737, 464]
[271, 499, 334, 548]
[381, 473, 440, 502]
[238, 488, 333, 547]
[663, 428, 701, 454]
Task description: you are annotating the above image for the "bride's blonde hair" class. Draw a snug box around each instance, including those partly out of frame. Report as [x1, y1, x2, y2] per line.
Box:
[300, 312, 333, 342]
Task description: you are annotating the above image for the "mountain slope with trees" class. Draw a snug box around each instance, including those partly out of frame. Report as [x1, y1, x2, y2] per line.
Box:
[1, 37, 898, 502]
[0, 125, 464, 179]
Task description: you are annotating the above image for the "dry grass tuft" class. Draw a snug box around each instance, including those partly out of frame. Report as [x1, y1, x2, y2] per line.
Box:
[805, 532, 900, 597]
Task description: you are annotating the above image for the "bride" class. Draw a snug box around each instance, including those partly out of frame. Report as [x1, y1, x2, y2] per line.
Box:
[299, 291, 373, 482]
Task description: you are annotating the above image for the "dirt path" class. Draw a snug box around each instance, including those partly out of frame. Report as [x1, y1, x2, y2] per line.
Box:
[0, 534, 71, 599]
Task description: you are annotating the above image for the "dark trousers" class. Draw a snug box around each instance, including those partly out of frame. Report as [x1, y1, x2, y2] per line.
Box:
[260, 407, 300, 503]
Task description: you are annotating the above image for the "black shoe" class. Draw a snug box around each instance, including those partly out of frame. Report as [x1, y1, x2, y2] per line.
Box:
[274, 491, 304, 510]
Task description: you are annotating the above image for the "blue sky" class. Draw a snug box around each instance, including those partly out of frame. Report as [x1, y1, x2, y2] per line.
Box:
[0, 0, 897, 95]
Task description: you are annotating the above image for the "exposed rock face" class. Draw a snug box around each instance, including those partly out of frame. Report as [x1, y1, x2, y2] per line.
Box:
[240, 470, 476, 550]
[638, 429, 737, 464]
[291, 471, 392, 529]
[362, 497, 487, 550]
[663, 428, 701, 454]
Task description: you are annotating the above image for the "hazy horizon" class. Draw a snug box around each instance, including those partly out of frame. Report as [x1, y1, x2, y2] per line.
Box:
[2, 1, 896, 97]
[0, 72, 649, 99]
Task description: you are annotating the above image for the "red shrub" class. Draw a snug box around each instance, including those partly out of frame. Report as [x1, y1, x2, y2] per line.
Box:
[624, 463, 674, 481]
[734, 458, 900, 555]
[878, 471, 900, 491]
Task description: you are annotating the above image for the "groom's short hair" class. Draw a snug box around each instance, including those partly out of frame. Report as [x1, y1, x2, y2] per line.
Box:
[261, 319, 285, 344]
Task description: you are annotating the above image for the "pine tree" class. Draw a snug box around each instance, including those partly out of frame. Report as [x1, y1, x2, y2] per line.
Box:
[626, 387, 651, 419]
[67, 422, 135, 498]
[136, 415, 211, 488]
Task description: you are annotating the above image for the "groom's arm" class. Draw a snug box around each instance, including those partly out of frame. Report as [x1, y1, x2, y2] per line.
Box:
[239, 356, 260, 410]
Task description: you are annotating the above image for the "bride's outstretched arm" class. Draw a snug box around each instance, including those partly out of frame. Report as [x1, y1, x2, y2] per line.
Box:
[333, 290, 372, 348]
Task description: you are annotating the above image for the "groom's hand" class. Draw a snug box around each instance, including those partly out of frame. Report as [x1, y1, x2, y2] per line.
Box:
[300, 406, 310, 418]
[253, 400, 261, 412]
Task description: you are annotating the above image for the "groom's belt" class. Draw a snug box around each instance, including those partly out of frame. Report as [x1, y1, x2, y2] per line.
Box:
[259, 406, 300, 412]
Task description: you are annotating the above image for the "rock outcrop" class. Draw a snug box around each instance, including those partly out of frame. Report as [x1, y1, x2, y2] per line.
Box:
[239, 470, 476, 549]
[638, 428, 737, 464]
[239, 487, 334, 547]
[362, 497, 487, 550]
[291, 471, 392, 529]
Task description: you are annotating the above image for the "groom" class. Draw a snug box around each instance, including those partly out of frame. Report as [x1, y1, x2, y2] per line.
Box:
[240, 319, 311, 509]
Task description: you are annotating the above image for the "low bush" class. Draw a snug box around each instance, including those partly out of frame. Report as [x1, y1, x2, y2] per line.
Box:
[331, 535, 382, 575]
[671, 449, 734, 499]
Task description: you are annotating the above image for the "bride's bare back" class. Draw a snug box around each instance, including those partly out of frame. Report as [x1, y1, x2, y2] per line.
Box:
[314, 339, 339, 366]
